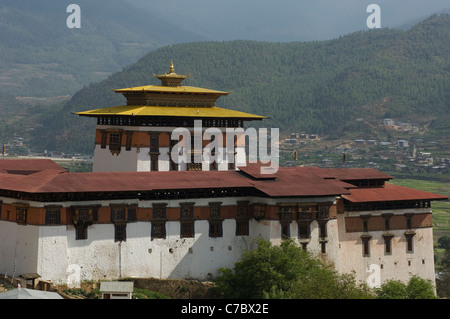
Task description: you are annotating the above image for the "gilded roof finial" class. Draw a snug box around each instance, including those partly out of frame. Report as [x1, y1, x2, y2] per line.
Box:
[169, 60, 175, 73]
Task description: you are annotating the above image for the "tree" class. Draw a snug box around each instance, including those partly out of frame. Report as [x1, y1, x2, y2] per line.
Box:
[376, 276, 437, 299]
[438, 236, 450, 250]
[214, 238, 373, 299]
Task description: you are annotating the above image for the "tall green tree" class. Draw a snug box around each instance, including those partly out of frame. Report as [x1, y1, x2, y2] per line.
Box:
[214, 238, 373, 299]
[376, 276, 437, 299]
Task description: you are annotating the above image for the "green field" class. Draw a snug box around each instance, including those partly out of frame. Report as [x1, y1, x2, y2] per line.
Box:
[388, 178, 450, 240]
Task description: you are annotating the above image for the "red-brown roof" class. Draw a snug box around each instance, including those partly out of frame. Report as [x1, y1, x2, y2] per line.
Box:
[0, 159, 66, 174]
[342, 183, 448, 203]
[0, 161, 445, 202]
[0, 165, 349, 197]
[316, 168, 393, 181]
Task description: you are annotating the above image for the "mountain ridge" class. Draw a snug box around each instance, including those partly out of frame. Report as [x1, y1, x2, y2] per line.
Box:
[19, 13, 450, 156]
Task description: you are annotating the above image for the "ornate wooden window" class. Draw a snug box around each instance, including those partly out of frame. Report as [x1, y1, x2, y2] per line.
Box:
[152, 203, 167, 240]
[76, 225, 88, 240]
[236, 201, 249, 236]
[45, 206, 61, 225]
[279, 206, 293, 239]
[150, 155, 159, 171]
[114, 222, 127, 242]
[127, 205, 137, 222]
[253, 204, 266, 220]
[72, 206, 98, 240]
[318, 221, 327, 239]
[111, 206, 126, 222]
[317, 203, 331, 220]
[15, 204, 28, 225]
[209, 202, 223, 238]
[298, 222, 311, 239]
[180, 203, 195, 238]
[150, 133, 159, 153]
[109, 131, 122, 155]
[297, 205, 314, 240]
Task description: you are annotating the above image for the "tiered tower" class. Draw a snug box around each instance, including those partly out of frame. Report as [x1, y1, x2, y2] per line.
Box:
[77, 61, 265, 172]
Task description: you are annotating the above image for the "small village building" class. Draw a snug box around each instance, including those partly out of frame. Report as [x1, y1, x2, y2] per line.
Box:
[100, 281, 134, 299]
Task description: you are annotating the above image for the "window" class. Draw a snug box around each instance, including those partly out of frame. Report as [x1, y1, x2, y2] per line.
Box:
[406, 232, 415, 253]
[298, 222, 310, 239]
[318, 204, 330, 220]
[361, 215, 371, 232]
[297, 205, 314, 221]
[111, 206, 126, 222]
[125, 131, 133, 151]
[383, 235, 394, 255]
[209, 222, 223, 238]
[45, 207, 61, 225]
[236, 201, 249, 236]
[72, 206, 98, 240]
[152, 204, 167, 240]
[109, 131, 122, 155]
[151, 222, 166, 240]
[319, 221, 327, 239]
[150, 134, 159, 153]
[181, 222, 195, 238]
[76, 226, 88, 240]
[383, 213, 392, 231]
[209, 202, 223, 238]
[253, 204, 266, 220]
[321, 241, 327, 254]
[405, 213, 413, 229]
[127, 206, 137, 222]
[114, 222, 127, 242]
[100, 130, 107, 149]
[279, 206, 293, 239]
[150, 155, 159, 171]
[15, 206, 28, 225]
[236, 220, 249, 236]
[361, 235, 372, 257]
[180, 203, 195, 238]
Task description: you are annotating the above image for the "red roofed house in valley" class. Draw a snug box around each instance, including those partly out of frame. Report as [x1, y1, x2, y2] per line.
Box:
[0, 63, 447, 291]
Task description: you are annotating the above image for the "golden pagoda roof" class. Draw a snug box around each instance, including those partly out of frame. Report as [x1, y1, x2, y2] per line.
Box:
[76, 105, 265, 120]
[114, 85, 230, 95]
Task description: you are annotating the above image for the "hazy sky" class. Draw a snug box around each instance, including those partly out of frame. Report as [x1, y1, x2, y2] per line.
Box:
[127, 0, 450, 41]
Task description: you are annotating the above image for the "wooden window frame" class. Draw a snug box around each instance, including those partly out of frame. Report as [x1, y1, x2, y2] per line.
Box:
[361, 235, 372, 257]
[236, 201, 249, 236]
[151, 203, 167, 240]
[15, 204, 28, 225]
[125, 131, 133, 151]
[109, 131, 122, 155]
[209, 202, 223, 238]
[114, 222, 127, 242]
[180, 203, 195, 238]
[383, 234, 394, 255]
[45, 206, 61, 225]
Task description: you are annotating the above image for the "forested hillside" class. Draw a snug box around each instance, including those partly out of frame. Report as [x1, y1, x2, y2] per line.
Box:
[0, 0, 205, 99]
[30, 14, 450, 155]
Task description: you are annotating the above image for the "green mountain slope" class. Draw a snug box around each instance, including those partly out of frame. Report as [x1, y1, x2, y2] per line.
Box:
[0, 0, 206, 99]
[31, 14, 450, 155]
